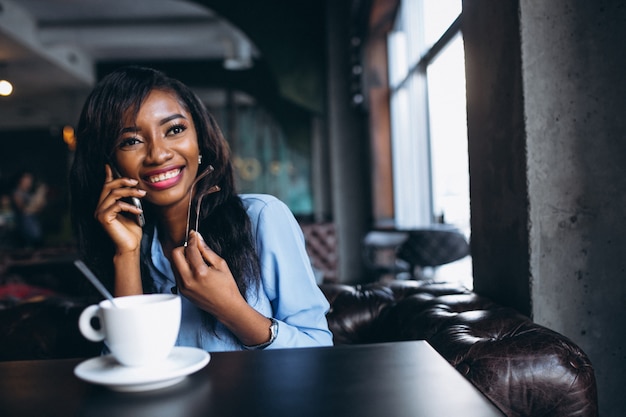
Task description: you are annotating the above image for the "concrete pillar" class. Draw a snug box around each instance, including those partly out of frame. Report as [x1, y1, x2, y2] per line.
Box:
[463, 0, 531, 315]
[521, 1, 626, 415]
[311, 115, 332, 221]
[465, 0, 626, 415]
[325, 0, 371, 283]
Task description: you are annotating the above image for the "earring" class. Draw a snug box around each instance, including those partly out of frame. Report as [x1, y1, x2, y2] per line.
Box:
[198, 154, 203, 165]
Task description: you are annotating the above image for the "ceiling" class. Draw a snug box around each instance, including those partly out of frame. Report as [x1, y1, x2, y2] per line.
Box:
[0, 0, 258, 129]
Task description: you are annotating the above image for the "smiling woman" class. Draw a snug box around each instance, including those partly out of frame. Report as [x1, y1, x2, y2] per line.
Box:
[69, 66, 333, 353]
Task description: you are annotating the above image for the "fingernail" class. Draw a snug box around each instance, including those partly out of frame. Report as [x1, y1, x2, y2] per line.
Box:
[138, 189, 146, 195]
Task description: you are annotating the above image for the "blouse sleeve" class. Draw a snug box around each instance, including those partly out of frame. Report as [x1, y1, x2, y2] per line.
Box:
[245, 195, 333, 348]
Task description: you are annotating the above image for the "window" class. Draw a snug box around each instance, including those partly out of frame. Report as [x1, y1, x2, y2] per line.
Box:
[388, 0, 471, 286]
[427, 33, 468, 230]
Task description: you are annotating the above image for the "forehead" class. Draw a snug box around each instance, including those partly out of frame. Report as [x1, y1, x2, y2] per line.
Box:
[123, 89, 189, 123]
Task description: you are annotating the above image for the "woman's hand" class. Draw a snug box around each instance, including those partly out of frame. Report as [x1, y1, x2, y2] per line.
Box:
[171, 231, 274, 346]
[94, 165, 146, 254]
[170, 231, 244, 317]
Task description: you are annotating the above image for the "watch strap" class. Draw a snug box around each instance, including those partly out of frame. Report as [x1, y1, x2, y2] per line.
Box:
[243, 317, 279, 350]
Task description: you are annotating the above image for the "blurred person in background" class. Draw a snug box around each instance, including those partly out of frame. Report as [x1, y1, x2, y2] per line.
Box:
[12, 171, 47, 248]
[0, 185, 16, 248]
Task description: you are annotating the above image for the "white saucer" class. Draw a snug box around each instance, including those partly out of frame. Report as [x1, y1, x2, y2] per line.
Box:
[74, 346, 210, 392]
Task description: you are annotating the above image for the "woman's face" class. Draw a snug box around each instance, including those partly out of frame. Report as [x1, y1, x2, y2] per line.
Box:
[113, 89, 200, 210]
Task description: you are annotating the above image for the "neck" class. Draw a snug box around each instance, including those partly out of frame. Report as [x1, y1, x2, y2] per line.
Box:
[157, 203, 189, 253]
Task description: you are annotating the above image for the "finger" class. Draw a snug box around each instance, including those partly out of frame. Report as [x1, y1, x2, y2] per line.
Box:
[171, 246, 191, 286]
[192, 231, 225, 269]
[98, 176, 142, 208]
[95, 191, 145, 222]
[105, 164, 143, 188]
[185, 232, 211, 271]
[117, 199, 145, 215]
[171, 246, 189, 274]
[105, 164, 114, 182]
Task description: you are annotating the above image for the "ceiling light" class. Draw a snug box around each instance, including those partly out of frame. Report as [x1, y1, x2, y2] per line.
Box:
[0, 62, 12, 96]
[0, 79, 13, 96]
[63, 125, 76, 150]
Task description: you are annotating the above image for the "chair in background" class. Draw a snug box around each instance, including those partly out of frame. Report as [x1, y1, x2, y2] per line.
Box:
[395, 225, 470, 280]
[361, 230, 410, 282]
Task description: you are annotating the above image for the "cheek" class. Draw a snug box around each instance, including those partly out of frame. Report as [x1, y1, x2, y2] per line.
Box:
[184, 140, 201, 166]
[114, 154, 142, 178]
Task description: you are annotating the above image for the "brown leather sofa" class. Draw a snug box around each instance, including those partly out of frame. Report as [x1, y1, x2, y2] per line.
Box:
[0, 293, 102, 360]
[319, 279, 598, 417]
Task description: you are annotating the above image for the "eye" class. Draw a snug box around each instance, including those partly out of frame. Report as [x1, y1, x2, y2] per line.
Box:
[117, 136, 142, 149]
[167, 123, 187, 136]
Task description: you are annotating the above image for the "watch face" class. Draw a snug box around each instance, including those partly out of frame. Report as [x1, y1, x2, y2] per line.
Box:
[270, 319, 279, 338]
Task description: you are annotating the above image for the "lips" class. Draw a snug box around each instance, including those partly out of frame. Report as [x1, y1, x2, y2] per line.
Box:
[143, 167, 184, 190]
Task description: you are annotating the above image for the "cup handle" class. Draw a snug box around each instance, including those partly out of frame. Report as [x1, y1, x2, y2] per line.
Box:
[78, 305, 105, 342]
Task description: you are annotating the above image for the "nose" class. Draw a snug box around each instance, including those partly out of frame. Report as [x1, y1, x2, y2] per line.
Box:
[144, 138, 173, 165]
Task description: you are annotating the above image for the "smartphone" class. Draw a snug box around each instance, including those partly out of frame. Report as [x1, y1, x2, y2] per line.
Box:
[109, 163, 146, 227]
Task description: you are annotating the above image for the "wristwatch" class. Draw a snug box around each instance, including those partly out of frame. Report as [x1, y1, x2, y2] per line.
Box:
[243, 317, 279, 350]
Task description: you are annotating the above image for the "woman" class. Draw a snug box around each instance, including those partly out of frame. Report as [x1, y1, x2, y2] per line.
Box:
[70, 66, 332, 351]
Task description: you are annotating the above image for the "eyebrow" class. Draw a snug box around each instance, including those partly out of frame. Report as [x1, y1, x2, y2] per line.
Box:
[120, 114, 188, 134]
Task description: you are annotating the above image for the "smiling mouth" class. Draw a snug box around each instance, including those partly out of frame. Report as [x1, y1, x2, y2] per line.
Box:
[147, 168, 182, 184]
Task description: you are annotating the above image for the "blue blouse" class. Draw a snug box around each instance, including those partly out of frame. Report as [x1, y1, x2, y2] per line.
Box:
[143, 194, 333, 351]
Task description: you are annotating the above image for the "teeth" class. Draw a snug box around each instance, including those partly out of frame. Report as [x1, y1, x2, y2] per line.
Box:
[148, 168, 181, 183]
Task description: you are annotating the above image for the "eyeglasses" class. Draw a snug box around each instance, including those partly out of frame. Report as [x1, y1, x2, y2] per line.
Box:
[183, 165, 220, 247]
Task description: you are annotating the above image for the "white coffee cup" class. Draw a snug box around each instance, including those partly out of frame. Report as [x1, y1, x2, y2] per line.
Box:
[79, 294, 181, 367]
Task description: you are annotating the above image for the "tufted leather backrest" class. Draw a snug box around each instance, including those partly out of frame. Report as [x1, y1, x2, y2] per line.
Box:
[0, 297, 102, 361]
[299, 222, 338, 283]
[319, 280, 599, 417]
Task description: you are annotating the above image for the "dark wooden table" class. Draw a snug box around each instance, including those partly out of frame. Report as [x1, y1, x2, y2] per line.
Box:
[0, 341, 504, 417]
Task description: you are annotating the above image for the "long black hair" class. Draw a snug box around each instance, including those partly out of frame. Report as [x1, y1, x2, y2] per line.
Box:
[70, 66, 260, 299]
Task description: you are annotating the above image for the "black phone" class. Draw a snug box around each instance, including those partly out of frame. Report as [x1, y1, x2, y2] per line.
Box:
[109, 163, 145, 227]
